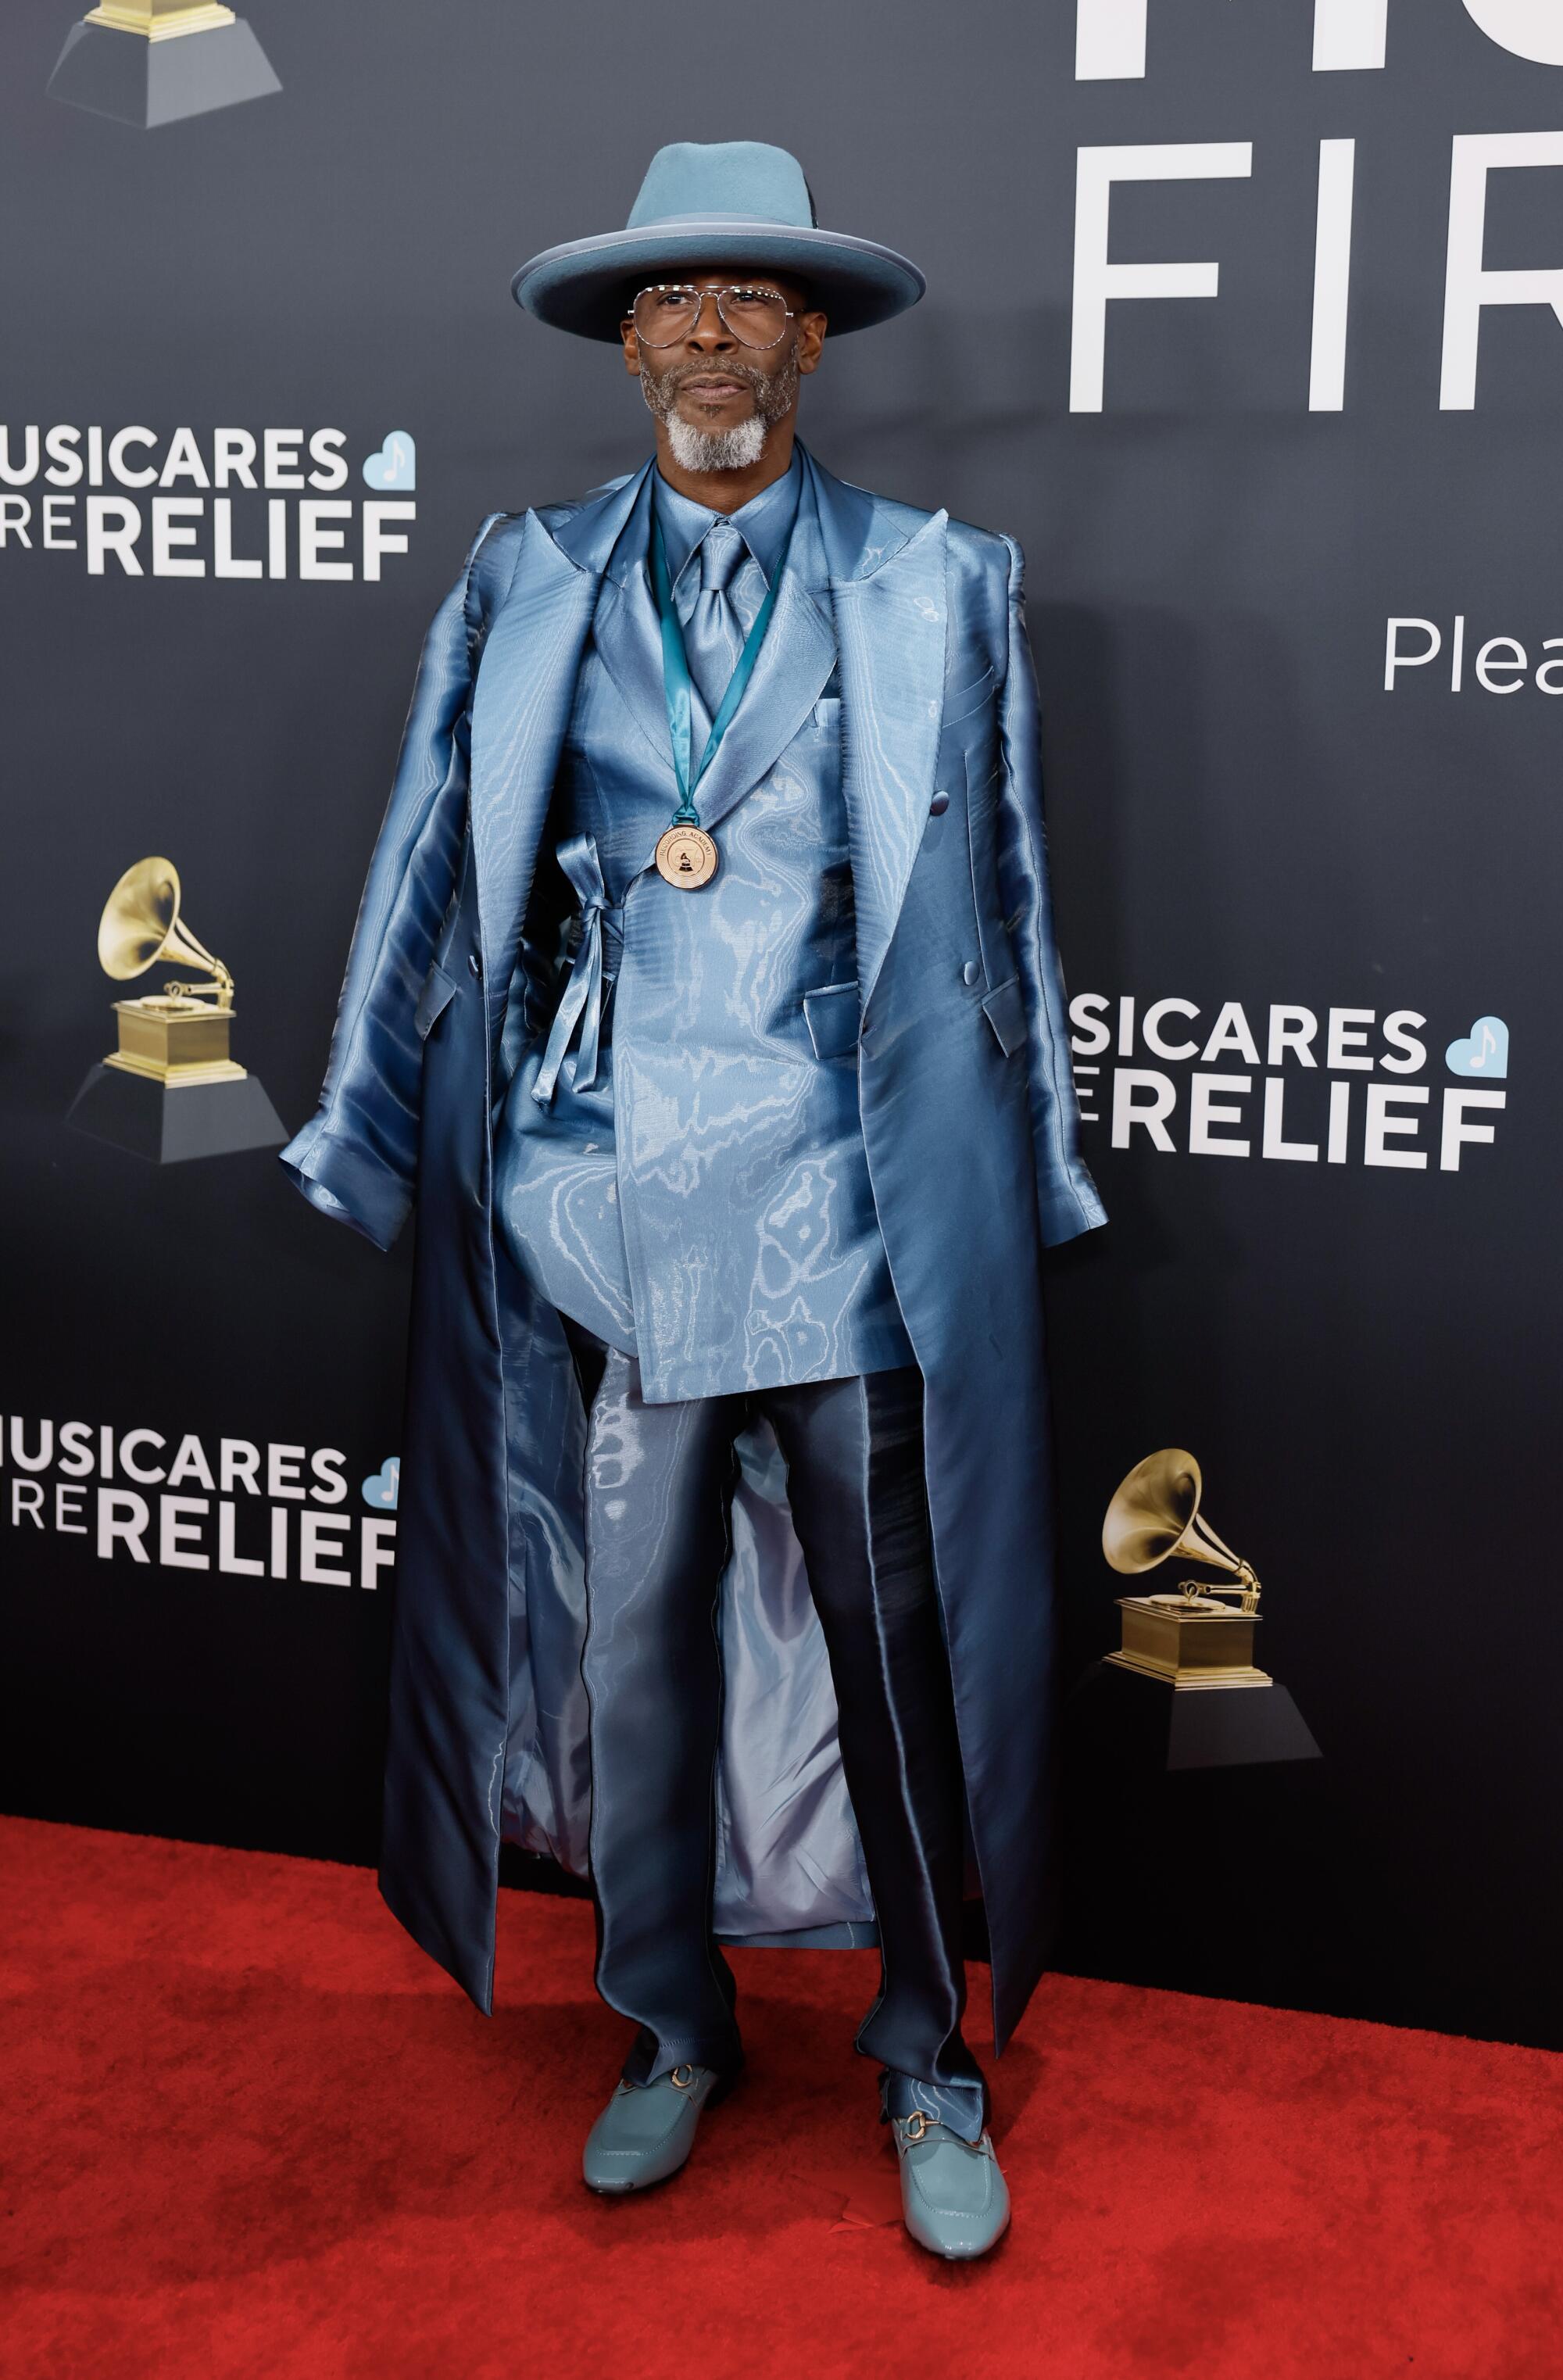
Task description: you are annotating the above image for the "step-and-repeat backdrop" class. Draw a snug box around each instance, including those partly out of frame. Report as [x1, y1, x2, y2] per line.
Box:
[3, 0, 1558, 2049]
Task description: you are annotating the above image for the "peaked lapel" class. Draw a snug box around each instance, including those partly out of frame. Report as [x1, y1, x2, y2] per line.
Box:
[804, 449, 950, 1015]
[467, 470, 648, 1034]
[590, 460, 836, 839]
[689, 573, 835, 835]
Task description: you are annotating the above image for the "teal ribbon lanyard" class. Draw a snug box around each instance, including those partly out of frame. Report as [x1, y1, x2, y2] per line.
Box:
[649, 510, 794, 825]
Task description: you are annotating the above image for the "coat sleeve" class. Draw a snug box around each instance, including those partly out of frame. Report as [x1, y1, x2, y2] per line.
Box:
[277, 514, 504, 1251]
[993, 530, 1108, 1247]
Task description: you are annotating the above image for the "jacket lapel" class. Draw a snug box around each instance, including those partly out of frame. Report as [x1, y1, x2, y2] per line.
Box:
[806, 450, 950, 1015]
[590, 463, 837, 836]
[470, 446, 949, 1036]
[468, 474, 647, 1035]
[688, 575, 835, 835]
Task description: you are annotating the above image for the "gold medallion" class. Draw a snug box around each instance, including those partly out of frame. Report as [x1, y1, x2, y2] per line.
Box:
[654, 825, 719, 889]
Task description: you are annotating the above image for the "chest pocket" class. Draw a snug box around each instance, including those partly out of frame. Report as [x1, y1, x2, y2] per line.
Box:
[803, 981, 861, 1061]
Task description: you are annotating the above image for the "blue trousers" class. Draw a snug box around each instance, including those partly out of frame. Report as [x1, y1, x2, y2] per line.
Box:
[567, 1325, 988, 2141]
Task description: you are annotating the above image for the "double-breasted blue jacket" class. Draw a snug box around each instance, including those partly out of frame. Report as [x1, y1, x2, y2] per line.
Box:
[280, 441, 1106, 2053]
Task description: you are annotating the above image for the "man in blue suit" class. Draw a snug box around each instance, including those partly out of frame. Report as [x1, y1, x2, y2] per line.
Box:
[281, 140, 1103, 2261]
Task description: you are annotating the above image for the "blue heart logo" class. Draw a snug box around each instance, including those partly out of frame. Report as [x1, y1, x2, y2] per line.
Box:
[361, 1457, 400, 1510]
[362, 432, 416, 492]
[1444, 1015, 1508, 1079]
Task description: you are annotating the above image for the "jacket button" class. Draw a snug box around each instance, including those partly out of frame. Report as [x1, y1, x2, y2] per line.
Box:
[929, 789, 950, 816]
[962, 960, 981, 986]
[468, 951, 482, 979]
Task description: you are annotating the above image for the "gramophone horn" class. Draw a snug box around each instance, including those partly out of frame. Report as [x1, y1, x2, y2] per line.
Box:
[97, 856, 231, 994]
[1102, 1447, 1250, 1584]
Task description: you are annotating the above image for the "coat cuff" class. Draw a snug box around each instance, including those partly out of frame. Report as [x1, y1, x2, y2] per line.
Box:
[1036, 1183, 1109, 1249]
[278, 1118, 411, 1253]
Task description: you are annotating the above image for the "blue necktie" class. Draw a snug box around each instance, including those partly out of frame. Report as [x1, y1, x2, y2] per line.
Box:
[677, 519, 765, 719]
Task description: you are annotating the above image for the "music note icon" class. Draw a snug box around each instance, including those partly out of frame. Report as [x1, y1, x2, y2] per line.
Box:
[1444, 1015, 1508, 1080]
[362, 432, 417, 494]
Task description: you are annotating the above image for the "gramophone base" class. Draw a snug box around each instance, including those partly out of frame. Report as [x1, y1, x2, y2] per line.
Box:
[46, 16, 281, 127]
[1076, 1657, 1321, 1772]
[1110, 1593, 1271, 1689]
[1104, 1648, 1272, 1690]
[66, 1061, 286, 1165]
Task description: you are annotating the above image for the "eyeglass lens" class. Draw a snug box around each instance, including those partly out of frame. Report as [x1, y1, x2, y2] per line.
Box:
[631, 286, 790, 348]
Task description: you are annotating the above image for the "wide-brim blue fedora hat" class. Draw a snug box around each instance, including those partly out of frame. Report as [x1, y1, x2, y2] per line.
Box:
[512, 140, 925, 341]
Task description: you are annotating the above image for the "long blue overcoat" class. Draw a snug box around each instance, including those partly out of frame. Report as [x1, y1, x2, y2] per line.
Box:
[280, 442, 1105, 2051]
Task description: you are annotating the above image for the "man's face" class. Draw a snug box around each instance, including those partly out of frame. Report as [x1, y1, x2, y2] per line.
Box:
[621, 266, 827, 453]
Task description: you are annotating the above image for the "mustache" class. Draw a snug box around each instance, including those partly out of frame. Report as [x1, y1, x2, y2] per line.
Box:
[656, 356, 776, 398]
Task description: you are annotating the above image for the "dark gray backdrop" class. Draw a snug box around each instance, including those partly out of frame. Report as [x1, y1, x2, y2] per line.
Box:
[3, 0, 1558, 2049]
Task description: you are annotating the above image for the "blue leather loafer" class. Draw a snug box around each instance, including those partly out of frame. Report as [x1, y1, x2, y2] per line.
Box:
[891, 2111, 1010, 2259]
[581, 2062, 731, 2194]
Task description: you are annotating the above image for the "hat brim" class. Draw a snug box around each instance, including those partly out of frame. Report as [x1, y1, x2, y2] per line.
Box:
[510, 218, 925, 340]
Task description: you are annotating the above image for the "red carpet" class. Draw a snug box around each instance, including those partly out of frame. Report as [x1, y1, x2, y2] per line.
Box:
[2, 1816, 1559, 2379]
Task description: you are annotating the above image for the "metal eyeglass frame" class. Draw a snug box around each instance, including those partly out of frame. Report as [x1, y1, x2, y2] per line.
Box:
[628, 282, 799, 349]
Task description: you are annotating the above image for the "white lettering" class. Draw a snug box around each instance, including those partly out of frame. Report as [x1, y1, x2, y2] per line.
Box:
[213, 499, 263, 581]
[1440, 1087, 1505, 1169]
[1071, 144, 1254, 411]
[1189, 1073, 1251, 1158]
[1386, 618, 1440, 689]
[1311, 141, 1356, 411]
[267, 1444, 306, 1501]
[300, 1512, 353, 1587]
[1069, 993, 1111, 1056]
[361, 1517, 397, 1591]
[1364, 1082, 1429, 1169]
[217, 1499, 266, 1577]
[1268, 1006, 1319, 1068]
[1326, 1008, 1375, 1071]
[1143, 997, 1200, 1061]
[98, 1488, 150, 1562]
[299, 499, 354, 582]
[150, 497, 206, 579]
[159, 1494, 210, 1570]
[363, 499, 416, 582]
[42, 496, 77, 550]
[85, 498, 143, 577]
[1261, 1077, 1318, 1162]
[1112, 1068, 1176, 1151]
[1443, 134, 1563, 412]
[1475, 635, 1526, 693]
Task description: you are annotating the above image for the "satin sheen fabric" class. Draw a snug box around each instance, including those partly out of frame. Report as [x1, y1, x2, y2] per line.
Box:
[578, 1337, 987, 2141]
[277, 443, 1105, 2053]
[492, 453, 914, 1400]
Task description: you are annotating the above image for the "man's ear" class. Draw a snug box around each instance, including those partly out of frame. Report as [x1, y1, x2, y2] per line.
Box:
[621, 320, 641, 374]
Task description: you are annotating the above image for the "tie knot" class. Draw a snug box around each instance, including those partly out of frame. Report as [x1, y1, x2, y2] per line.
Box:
[699, 520, 747, 595]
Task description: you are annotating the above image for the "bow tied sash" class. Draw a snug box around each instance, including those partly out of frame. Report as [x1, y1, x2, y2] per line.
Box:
[530, 832, 621, 1107]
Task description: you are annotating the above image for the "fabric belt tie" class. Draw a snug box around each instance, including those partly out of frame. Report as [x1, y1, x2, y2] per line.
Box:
[531, 832, 620, 1108]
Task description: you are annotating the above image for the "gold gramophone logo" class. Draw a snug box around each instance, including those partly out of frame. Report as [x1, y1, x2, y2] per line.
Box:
[99, 857, 243, 1085]
[48, 0, 281, 129]
[1102, 1449, 1269, 1690]
[66, 857, 284, 1164]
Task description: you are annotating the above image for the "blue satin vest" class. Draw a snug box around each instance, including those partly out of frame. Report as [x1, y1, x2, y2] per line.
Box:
[492, 463, 914, 1405]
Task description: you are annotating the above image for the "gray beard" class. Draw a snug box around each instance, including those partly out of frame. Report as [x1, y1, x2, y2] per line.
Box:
[638, 342, 801, 477]
[664, 413, 767, 473]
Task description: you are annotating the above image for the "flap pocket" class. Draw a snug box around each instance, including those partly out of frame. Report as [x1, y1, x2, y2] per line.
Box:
[980, 975, 1027, 1058]
[415, 959, 458, 1041]
[803, 982, 861, 1061]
